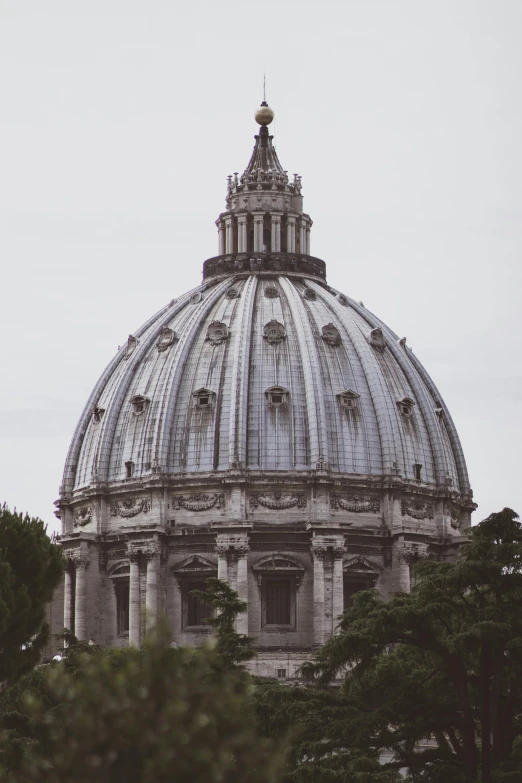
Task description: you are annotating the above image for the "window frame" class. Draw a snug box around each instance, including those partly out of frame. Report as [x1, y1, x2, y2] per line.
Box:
[181, 577, 214, 630]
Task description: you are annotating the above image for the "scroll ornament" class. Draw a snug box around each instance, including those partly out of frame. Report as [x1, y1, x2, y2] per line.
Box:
[173, 493, 224, 512]
[73, 506, 92, 527]
[331, 495, 379, 513]
[250, 492, 306, 510]
[401, 500, 434, 520]
[110, 498, 151, 518]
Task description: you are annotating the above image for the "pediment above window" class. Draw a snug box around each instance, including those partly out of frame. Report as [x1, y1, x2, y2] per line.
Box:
[172, 554, 216, 574]
[344, 555, 382, 575]
[193, 388, 215, 408]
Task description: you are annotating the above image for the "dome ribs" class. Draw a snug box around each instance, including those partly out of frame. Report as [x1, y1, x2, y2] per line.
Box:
[279, 277, 329, 469]
[227, 276, 258, 470]
[349, 299, 460, 492]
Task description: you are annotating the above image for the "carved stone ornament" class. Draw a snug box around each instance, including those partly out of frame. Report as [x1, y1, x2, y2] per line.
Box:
[206, 321, 229, 346]
[322, 323, 341, 347]
[226, 287, 239, 299]
[156, 326, 177, 352]
[190, 292, 202, 305]
[401, 499, 434, 520]
[250, 492, 306, 510]
[337, 294, 348, 306]
[303, 287, 317, 300]
[123, 335, 138, 360]
[73, 505, 92, 527]
[110, 498, 151, 518]
[331, 494, 380, 513]
[263, 320, 286, 344]
[264, 285, 279, 299]
[173, 493, 224, 512]
[311, 545, 328, 560]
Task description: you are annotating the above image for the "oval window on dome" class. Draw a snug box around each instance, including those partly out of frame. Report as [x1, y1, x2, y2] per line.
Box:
[190, 292, 202, 305]
[264, 286, 279, 299]
[156, 326, 177, 353]
[337, 294, 348, 306]
[122, 335, 138, 360]
[226, 287, 239, 299]
[206, 321, 229, 346]
[303, 288, 316, 301]
[92, 405, 105, 424]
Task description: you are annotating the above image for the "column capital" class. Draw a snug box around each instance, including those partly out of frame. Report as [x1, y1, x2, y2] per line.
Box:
[311, 544, 328, 561]
[332, 545, 345, 559]
[66, 551, 89, 569]
[216, 543, 230, 557]
[234, 543, 250, 557]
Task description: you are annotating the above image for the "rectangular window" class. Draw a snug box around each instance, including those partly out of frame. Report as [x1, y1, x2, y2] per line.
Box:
[185, 581, 212, 627]
[115, 580, 130, 634]
[277, 669, 287, 679]
[266, 579, 291, 625]
[343, 579, 374, 609]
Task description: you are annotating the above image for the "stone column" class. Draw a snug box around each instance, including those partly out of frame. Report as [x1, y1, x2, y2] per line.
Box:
[145, 550, 159, 634]
[286, 215, 296, 253]
[299, 219, 307, 254]
[253, 213, 264, 252]
[397, 549, 411, 593]
[217, 221, 225, 255]
[74, 557, 89, 641]
[271, 213, 282, 253]
[235, 544, 249, 635]
[225, 216, 234, 254]
[332, 546, 345, 635]
[236, 213, 247, 253]
[306, 223, 311, 255]
[216, 544, 228, 582]
[312, 545, 327, 647]
[129, 554, 141, 647]
[63, 565, 74, 634]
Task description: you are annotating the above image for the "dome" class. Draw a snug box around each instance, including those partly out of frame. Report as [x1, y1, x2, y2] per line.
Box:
[54, 103, 474, 664]
[65, 276, 467, 492]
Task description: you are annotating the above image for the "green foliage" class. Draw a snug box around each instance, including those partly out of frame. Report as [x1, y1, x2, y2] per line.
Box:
[0, 504, 64, 682]
[191, 577, 256, 666]
[0, 626, 283, 783]
[256, 509, 522, 783]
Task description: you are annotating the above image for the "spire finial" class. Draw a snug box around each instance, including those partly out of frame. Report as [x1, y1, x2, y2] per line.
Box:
[255, 77, 274, 126]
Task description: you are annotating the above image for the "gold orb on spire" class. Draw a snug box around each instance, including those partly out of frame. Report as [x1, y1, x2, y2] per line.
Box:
[255, 101, 275, 126]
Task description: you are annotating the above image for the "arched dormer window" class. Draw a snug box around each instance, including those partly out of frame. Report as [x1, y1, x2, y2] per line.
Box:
[253, 555, 304, 629]
[337, 389, 360, 410]
[206, 321, 229, 346]
[265, 386, 289, 408]
[193, 388, 215, 409]
[130, 395, 149, 416]
[156, 326, 177, 352]
[397, 397, 415, 418]
[263, 320, 286, 344]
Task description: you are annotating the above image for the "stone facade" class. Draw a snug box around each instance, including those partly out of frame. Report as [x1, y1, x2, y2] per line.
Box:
[52, 102, 475, 673]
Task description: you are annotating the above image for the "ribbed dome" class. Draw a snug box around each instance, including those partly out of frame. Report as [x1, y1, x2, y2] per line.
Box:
[64, 274, 469, 495]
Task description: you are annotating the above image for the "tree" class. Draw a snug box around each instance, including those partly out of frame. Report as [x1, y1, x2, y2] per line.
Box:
[0, 504, 64, 682]
[0, 626, 284, 783]
[256, 509, 522, 783]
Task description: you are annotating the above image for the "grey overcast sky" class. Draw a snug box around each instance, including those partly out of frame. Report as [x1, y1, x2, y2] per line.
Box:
[1, 0, 521, 534]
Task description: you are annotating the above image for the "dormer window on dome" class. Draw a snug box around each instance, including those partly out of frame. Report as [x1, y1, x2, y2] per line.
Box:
[263, 320, 286, 344]
[265, 386, 289, 408]
[397, 397, 415, 417]
[129, 395, 149, 416]
[367, 327, 385, 352]
[193, 388, 215, 408]
[337, 389, 360, 409]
